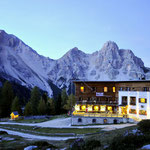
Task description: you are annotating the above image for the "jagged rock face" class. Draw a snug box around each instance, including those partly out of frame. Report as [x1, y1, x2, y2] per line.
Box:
[0, 30, 149, 96]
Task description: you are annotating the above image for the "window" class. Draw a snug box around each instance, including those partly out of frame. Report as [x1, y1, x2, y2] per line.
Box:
[81, 105, 86, 111]
[79, 97, 82, 101]
[119, 87, 123, 91]
[94, 105, 99, 111]
[113, 119, 118, 124]
[80, 86, 84, 92]
[78, 118, 82, 122]
[143, 87, 149, 91]
[92, 87, 96, 92]
[130, 97, 136, 105]
[129, 109, 136, 114]
[113, 87, 116, 92]
[107, 106, 112, 111]
[103, 119, 107, 124]
[125, 87, 131, 91]
[122, 96, 127, 105]
[139, 110, 147, 115]
[88, 97, 91, 101]
[100, 105, 106, 112]
[104, 87, 108, 92]
[75, 105, 80, 111]
[139, 98, 147, 103]
[92, 119, 96, 123]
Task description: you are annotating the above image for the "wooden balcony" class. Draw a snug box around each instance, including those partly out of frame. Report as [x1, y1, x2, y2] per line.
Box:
[76, 100, 118, 105]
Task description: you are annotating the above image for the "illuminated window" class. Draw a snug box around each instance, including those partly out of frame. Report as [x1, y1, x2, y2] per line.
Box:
[107, 106, 112, 111]
[104, 87, 108, 92]
[81, 105, 86, 111]
[94, 105, 99, 111]
[104, 119, 107, 124]
[139, 110, 147, 115]
[129, 109, 136, 114]
[75, 104, 80, 111]
[139, 98, 147, 103]
[113, 87, 116, 92]
[100, 105, 106, 112]
[80, 86, 84, 92]
[87, 105, 93, 112]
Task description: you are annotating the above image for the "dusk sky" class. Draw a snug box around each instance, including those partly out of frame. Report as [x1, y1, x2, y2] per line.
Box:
[0, 0, 150, 66]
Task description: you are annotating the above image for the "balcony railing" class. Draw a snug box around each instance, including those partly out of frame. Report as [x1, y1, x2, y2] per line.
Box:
[73, 112, 126, 118]
[76, 100, 118, 105]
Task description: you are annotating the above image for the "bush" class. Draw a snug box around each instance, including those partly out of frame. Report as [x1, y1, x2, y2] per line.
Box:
[0, 131, 8, 135]
[109, 133, 150, 150]
[32, 141, 56, 149]
[138, 119, 150, 133]
[69, 138, 85, 150]
[85, 139, 101, 150]
[69, 138, 101, 150]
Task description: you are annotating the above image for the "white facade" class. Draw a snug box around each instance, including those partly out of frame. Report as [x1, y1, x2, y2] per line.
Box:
[119, 91, 150, 120]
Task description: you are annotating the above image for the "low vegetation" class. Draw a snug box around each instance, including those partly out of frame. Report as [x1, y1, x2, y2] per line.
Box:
[0, 124, 102, 135]
[0, 80, 76, 118]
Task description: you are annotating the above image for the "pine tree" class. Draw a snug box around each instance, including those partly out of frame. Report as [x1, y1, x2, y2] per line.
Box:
[11, 96, 22, 115]
[30, 86, 41, 115]
[64, 94, 76, 111]
[47, 98, 55, 115]
[55, 94, 62, 114]
[38, 98, 47, 115]
[61, 88, 68, 112]
[0, 81, 14, 117]
[24, 101, 32, 116]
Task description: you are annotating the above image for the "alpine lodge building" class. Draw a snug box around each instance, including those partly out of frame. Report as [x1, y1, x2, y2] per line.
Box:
[72, 80, 150, 125]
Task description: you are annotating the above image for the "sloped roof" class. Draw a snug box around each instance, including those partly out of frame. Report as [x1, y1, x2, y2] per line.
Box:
[12, 111, 19, 115]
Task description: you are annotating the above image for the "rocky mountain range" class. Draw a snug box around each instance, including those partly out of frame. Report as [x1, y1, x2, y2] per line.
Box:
[0, 30, 150, 97]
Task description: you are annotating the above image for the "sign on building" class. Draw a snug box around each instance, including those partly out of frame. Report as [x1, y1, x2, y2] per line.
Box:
[96, 92, 104, 96]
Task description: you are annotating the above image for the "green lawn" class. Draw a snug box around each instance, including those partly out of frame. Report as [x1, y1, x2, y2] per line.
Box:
[10, 114, 69, 123]
[0, 124, 102, 135]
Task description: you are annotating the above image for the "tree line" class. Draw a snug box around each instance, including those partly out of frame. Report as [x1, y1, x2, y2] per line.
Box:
[0, 81, 76, 118]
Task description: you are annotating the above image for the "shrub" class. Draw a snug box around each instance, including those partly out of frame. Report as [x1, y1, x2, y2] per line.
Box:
[85, 139, 101, 150]
[69, 138, 101, 150]
[109, 133, 150, 150]
[0, 131, 8, 135]
[69, 138, 85, 150]
[32, 141, 56, 149]
[138, 119, 150, 133]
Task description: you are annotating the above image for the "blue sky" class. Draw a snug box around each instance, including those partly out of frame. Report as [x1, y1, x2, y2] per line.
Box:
[0, 0, 150, 66]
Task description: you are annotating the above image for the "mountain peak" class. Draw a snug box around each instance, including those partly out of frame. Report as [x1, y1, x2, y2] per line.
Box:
[101, 41, 119, 52]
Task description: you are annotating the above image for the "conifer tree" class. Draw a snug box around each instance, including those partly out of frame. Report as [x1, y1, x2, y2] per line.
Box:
[30, 86, 41, 115]
[11, 96, 22, 115]
[24, 101, 32, 116]
[61, 88, 68, 112]
[0, 81, 14, 117]
[48, 98, 55, 115]
[63, 94, 76, 111]
[38, 98, 47, 115]
[55, 93, 62, 114]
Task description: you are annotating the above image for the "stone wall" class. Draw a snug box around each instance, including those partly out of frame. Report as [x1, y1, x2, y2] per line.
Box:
[72, 116, 130, 125]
